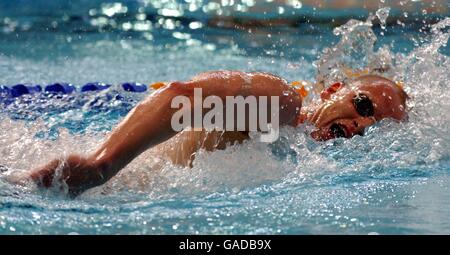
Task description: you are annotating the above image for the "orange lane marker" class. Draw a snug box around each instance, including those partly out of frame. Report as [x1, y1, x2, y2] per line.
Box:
[297, 86, 309, 98]
[395, 81, 404, 90]
[343, 68, 369, 78]
[291, 80, 309, 98]
[150, 82, 166, 90]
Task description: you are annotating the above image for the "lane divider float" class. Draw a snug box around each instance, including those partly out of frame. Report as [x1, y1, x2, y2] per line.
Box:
[0, 82, 149, 99]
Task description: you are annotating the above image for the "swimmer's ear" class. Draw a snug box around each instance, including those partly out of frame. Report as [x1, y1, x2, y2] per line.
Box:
[320, 82, 344, 101]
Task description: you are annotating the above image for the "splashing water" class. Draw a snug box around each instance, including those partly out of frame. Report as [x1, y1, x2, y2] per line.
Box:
[0, 7, 449, 234]
[376, 7, 391, 33]
[314, 11, 402, 91]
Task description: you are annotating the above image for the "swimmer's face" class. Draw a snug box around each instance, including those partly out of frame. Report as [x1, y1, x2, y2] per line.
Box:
[304, 75, 408, 141]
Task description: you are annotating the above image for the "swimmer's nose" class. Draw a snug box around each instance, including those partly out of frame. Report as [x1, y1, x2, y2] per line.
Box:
[311, 99, 357, 128]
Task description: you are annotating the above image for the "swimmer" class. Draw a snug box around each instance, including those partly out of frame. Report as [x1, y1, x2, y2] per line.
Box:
[21, 71, 408, 196]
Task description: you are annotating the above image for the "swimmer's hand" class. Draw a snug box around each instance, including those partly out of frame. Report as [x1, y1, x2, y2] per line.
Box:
[28, 155, 109, 197]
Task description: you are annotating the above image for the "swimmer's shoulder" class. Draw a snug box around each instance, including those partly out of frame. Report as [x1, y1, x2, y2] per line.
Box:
[190, 70, 288, 87]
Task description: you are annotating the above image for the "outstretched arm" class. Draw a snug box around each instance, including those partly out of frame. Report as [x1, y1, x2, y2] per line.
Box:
[28, 71, 302, 196]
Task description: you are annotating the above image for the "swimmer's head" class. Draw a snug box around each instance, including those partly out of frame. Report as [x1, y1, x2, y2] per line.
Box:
[300, 75, 408, 141]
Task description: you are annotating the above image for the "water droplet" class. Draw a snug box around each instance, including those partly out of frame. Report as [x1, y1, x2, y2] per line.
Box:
[376, 7, 391, 31]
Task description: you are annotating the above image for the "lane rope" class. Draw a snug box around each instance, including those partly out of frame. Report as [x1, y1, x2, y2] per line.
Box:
[0, 82, 149, 99]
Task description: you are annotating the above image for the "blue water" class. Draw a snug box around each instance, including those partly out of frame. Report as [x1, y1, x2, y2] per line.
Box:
[0, 1, 449, 234]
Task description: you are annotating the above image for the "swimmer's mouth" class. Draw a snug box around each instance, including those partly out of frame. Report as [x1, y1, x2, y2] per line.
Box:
[329, 122, 365, 139]
[329, 123, 348, 138]
[310, 121, 365, 141]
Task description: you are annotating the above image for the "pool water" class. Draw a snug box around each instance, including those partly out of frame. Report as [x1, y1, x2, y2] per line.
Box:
[0, 1, 450, 234]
